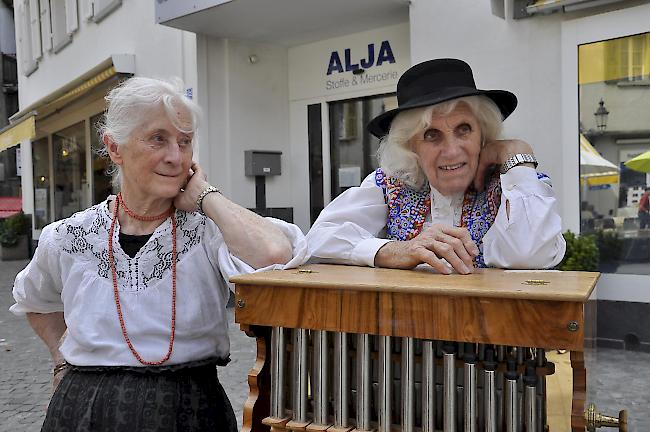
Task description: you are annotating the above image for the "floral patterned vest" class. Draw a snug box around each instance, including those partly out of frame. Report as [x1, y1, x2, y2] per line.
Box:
[374, 167, 502, 268]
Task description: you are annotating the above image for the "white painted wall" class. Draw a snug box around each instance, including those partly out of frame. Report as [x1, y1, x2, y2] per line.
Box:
[15, 0, 196, 109]
[410, 0, 567, 222]
[195, 24, 410, 229]
[195, 36, 291, 210]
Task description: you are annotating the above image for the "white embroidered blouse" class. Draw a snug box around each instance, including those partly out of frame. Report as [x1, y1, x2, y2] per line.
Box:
[11, 199, 308, 367]
[306, 166, 566, 269]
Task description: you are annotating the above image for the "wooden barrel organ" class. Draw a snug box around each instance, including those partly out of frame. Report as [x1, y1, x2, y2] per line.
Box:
[232, 265, 627, 432]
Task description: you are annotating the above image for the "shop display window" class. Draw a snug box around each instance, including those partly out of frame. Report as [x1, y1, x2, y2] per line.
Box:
[328, 94, 396, 200]
[52, 121, 87, 221]
[578, 32, 650, 274]
[32, 137, 50, 230]
[90, 113, 114, 203]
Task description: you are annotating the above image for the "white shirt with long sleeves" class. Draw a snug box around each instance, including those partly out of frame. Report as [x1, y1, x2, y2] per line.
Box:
[306, 166, 565, 269]
[11, 199, 309, 367]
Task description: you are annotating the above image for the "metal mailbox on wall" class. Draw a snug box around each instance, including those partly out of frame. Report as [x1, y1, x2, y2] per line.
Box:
[244, 150, 282, 177]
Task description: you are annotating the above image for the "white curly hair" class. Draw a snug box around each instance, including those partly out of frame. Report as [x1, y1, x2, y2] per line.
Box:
[96, 77, 202, 189]
[376, 95, 504, 190]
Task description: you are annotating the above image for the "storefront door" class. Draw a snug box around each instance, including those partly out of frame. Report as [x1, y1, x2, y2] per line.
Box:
[307, 93, 396, 224]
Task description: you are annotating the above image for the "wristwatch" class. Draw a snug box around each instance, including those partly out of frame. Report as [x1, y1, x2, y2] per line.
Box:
[500, 153, 538, 174]
[196, 185, 221, 215]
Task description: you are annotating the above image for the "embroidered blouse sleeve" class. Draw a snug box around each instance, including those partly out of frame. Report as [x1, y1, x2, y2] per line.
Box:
[305, 173, 391, 267]
[205, 218, 309, 285]
[10, 223, 64, 315]
[482, 166, 566, 269]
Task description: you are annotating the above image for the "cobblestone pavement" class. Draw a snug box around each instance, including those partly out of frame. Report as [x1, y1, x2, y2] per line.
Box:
[3, 259, 649, 431]
[0, 259, 255, 431]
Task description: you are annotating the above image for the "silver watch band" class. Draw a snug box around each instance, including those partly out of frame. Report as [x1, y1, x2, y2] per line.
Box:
[500, 153, 538, 174]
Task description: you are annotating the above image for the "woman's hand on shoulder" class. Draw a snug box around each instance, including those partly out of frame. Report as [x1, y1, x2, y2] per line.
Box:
[174, 161, 210, 212]
[474, 139, 534, 191]
[375, 224, 479, 274]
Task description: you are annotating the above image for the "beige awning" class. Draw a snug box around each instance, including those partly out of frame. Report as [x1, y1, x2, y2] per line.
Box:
[10, 54, 134, 125]
[0, 115, 35, 153]
[0, 54, 135, 153]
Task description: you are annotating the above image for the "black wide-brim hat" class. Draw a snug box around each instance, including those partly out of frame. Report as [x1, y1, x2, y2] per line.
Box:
[367, 58, 517, 138]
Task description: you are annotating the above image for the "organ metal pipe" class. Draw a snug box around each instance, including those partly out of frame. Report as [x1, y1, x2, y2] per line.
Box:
[422, 341, 436, 432]
[536, 348, 547, 432]
[270, 327, 285, 419]
[483, 349, 498, 432]
[334, 332, 349, 428]
[505, 358, 519, 432]
[517, 347, 526, 432]
[312, 330, 329, 425]
[443, 344, 456, 432]
[292, 328, 309, 423]
[463, 343, 478, 432]
[356, 334, 372, 431]
[525, 374, 538, 432]
[378, 335, 392, 432]
[497, 345, 506, 429]
[402, 337, 415, 431]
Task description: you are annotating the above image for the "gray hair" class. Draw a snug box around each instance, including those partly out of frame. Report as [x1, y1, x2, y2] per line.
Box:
[96, 77, 201, 189]
[376, 95, 503, 190]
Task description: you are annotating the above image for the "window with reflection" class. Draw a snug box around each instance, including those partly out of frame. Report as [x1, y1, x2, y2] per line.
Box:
[328, 94, 397, 200]
[52, 121, 87, 221]
[90, 113, 114, 203]
[32, 137, 50, 229]
[579, 32, 650, 274]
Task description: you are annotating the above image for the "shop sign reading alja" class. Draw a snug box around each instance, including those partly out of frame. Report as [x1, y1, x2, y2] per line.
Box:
[287, 23, 409, 101]
[325, 40, 398, 91]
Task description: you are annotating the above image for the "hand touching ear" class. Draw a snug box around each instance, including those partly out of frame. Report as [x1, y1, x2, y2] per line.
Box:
[174, 161, 209, 211]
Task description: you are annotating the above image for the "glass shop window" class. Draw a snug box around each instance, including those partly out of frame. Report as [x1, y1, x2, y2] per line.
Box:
[32, 137, 50, 230]
[328, 94, 396, 200]
[578, 31, 650, 275]
[52, 121, 87, 221]
[90, 113, 114, 203]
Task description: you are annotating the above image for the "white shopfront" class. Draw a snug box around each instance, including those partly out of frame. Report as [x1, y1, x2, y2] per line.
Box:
[287, 23, 410, 229]
[162, 0, 650, 349]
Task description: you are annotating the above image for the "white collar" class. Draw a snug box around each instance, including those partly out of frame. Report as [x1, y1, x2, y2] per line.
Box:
[430, 186, 464, 209]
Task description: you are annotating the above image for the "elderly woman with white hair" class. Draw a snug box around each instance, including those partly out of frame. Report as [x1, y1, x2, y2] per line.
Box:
[306, 59, 565, 273]
[11, 77, 308, 431]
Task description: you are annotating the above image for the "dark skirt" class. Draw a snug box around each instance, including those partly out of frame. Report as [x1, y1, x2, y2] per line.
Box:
[42, 359, 237, 432]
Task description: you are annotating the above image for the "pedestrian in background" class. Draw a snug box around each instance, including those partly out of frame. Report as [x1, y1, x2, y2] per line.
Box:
[639, 186, 650, 229]
[10, 77, 308, 431]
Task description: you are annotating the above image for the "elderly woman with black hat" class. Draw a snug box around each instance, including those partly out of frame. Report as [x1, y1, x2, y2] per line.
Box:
[306, 59, 565, 274]
[11, 77, 308, 431]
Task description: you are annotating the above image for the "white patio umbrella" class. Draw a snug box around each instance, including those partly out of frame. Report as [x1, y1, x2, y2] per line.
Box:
[580, 134, 619, 186]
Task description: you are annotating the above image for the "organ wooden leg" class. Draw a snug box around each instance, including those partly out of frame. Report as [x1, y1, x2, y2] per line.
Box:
[571, 350, 587, 432]
[241, 324, 272, 432]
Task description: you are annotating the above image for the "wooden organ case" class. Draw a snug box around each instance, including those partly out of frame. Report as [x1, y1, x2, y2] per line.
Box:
[232, 264, 627, 432]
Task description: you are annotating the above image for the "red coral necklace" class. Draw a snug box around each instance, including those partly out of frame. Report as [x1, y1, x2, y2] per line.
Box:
[108, 192, 176, 365]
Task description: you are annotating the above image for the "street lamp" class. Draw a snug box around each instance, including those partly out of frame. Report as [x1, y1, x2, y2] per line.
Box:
[594, 99, 609, 132]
